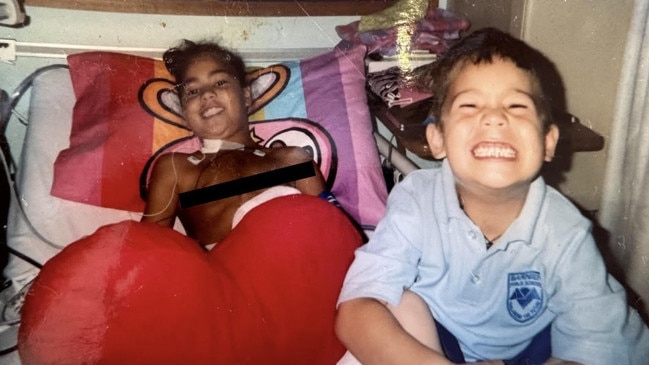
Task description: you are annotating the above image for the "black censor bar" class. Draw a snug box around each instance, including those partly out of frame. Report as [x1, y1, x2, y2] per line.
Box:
[179, 161, 315, 208]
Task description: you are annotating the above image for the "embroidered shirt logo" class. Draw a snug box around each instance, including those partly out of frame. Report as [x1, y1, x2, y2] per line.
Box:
[507, 271, 543, 323]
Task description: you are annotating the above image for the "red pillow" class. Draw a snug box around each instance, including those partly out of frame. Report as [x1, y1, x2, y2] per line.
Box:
[19, 195, 361, 365]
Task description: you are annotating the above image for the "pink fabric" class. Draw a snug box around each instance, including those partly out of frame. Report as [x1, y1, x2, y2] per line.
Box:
[335, 7, 471, 56]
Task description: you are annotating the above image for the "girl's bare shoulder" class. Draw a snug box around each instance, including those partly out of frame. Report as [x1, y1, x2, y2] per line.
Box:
[152, 151, 207, 174]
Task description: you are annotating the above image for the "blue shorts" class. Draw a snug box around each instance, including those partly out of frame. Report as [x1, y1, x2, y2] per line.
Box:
[434, 321, 551, 365]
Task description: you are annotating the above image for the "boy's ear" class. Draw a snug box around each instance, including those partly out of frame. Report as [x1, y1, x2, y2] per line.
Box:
[544, 124, 560, 162]
[425, 123, 447, 159]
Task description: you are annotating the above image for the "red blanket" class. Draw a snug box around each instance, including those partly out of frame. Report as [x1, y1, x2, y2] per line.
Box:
[19, 195, 361, 365]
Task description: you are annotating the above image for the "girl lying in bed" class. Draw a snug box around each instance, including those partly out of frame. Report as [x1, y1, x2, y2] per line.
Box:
[142, 40, 332, 245]
[17, 40, 363, 365]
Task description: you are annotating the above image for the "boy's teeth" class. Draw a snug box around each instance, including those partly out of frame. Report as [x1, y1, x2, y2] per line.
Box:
[473, 145, 516, 158]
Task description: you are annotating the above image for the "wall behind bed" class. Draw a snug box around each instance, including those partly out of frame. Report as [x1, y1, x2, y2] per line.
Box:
[0, 4, 376, 160]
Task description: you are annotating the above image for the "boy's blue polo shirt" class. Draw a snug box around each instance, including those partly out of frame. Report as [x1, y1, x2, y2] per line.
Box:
[338, 159, 649, 364]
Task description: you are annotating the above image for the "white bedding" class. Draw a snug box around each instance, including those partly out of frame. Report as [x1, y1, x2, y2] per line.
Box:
[4, 67, 142, 283]
[1, 66, 189, 362]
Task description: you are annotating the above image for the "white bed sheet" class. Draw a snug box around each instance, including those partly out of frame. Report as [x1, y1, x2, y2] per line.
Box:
[1, 66, 189, 362]
[4, 66, 159, 283]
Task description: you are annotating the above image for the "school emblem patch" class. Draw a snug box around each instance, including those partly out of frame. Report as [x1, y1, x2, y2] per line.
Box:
[507, 271, 543, 323]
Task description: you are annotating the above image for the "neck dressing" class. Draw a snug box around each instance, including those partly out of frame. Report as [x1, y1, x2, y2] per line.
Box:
[187, 139, 246, 165]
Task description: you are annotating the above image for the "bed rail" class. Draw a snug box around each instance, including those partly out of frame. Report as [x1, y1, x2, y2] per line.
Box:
[7, 40, 330, 65]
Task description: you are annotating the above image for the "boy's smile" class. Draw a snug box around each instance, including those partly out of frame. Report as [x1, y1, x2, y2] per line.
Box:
[472, 142, 516, 159]
[427, 57, 559, 196]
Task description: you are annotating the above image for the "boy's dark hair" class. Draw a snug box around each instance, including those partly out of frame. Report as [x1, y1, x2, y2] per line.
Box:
[163, 39, 248, 92]
[418, 27, 556, 131]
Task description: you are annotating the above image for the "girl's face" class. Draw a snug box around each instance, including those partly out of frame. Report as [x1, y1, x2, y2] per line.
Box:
[179, 56, 251, 141]
[426, 57, 559, 196]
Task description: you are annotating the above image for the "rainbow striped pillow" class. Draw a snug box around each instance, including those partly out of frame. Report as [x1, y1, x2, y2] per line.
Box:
[52, 45, 386, 230]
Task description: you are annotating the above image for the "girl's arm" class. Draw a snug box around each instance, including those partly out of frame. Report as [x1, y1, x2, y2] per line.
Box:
[141, 154, 180, 227]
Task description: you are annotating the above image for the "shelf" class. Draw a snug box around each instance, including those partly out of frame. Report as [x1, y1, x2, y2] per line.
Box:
[25, 0, 405, 16]
[367, 90, 435, 160]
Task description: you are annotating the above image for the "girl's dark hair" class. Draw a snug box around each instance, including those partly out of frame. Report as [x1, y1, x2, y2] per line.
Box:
[163, 39, 247, 89]
[418, 27, 556, 131]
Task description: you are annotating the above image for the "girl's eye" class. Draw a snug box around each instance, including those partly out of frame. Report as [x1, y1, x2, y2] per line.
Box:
[182, 88, 199, 101]
[459, 103, 476, 108]
[214, 79, 229, 88]
[509, 104, 528, 109]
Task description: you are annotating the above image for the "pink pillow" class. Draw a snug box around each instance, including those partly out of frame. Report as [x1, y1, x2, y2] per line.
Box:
[52, 45, 387, 230]
[19, 195, 361, 364]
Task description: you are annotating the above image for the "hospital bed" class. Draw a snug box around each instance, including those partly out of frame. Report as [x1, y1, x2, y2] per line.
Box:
[0, 34, 441, 364]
